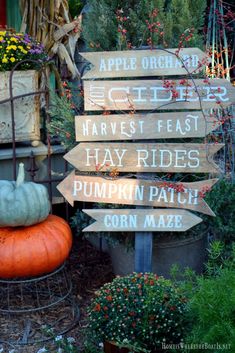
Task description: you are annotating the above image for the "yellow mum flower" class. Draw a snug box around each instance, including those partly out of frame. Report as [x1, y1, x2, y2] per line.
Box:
[0, 36, 3, 41]
[10, 37, 18, 43]
[0, 31, 6, 35]
[10, 57, 16, 62]
[2, 58, 8, 63]
[6, 45, 17, 50]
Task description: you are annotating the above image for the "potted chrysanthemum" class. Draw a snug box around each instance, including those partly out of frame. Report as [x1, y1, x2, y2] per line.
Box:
[87, 272, 188, 353]
[0, 31, 49, 145]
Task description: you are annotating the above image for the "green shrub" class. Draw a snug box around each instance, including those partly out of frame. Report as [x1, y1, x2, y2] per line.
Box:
[204, 178, 235, 245]
[185, 267, 235, 353]
[82, 0, 207, 51]
[87, 273, 189, 352]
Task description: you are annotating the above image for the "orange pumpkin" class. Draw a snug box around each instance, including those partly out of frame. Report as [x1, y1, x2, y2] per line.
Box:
[0, 215, 73, 279]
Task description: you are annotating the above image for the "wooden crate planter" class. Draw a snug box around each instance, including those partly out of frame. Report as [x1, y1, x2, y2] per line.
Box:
[0, 70, 40, 146]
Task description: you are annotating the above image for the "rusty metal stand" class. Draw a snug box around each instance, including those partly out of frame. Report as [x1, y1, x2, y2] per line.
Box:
[0, 263, 80, 346]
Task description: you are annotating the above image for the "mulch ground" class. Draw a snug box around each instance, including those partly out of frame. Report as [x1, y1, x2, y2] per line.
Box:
[0, 237, 115, 353]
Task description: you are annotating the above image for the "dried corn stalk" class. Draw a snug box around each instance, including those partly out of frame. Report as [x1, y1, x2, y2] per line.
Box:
[19, 0, 82, 78]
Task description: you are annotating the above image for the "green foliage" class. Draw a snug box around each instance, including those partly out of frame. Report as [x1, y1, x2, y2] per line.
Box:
[205, 241, 235, 277]
[71, 208, 93, 235]
[163, 0, 206, 47]
[170, 264, 198, 299]
[69, 0, 83, 18]
[204, 178, 235, 245]
[205, 240, 225, 277]
[82, 0, 207, 50]
[82, 339, 103, 353]
[185, 267, 235, 352]
[71, 204, 135, 249]
[47, 83, 83, 150]
[169, 245, 235, 353]
[38, 327, 79, 352]
[87, 273, 189, 351]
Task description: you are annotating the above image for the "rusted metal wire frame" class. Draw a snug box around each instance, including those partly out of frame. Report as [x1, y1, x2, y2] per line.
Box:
[0, 263, 80, 345]
[0, 59, 70, 209]
[5, 59, 48, 180]
[0, 61, 78, 345]
[0, 264, 72, 313]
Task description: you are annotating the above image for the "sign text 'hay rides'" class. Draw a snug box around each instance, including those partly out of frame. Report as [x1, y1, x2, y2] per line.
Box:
[64, 142, 224, 173]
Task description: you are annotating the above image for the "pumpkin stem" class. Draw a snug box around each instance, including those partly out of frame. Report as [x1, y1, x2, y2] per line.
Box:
[16, 163, 25, 187]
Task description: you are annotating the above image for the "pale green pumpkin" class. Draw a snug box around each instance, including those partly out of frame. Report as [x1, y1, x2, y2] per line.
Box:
[0, 163, 51, 227]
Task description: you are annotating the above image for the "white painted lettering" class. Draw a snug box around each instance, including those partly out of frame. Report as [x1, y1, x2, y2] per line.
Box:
[188, 150, 200, 168]
[104, 215, 111, 227]
[149, 186, 158, 201]
[174, 150, 187, 168]
[86, 148, 99, 166]
[108, 87, 129, 102]
[99, 59, 106, 72]
[150, 87, 172, 102]
[132, 87, 147, 102]
[144, 215, 155, 227]
[159, 150, 172, 168]
[175, 215, 183, 228]
[73, 181, 82, 195]
[115, 149, 127, 166]
[137, 149, 149, 167]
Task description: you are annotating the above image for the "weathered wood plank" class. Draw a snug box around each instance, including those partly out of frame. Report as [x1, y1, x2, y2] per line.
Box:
[81, 48, 208, 79]
[82, 209, 202, 232]
[75, 112, 220, 141]
[57, 173, 218, 216]
[64, 142, 224, 173]
[83, 79, 235, 111]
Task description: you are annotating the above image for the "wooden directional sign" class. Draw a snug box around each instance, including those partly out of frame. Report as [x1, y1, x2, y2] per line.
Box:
[57, 173, 218, 216]
[75, 112, 220, 141]
[82, 209, 202, 232]
[64, 142, 224, 173]
[83, 79, 234, 111]
[81, 48, 208, 79]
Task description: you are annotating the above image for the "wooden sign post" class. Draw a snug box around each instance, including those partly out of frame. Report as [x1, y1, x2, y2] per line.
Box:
[75, 112, 221, 141]
[83, 79, 234, 111]
[82, 209, 202, 232]
[64, 142, 224, 173]
[80, 48, 208, 78]
[57, 173, 218, 216]
[57, 46, 235, 274]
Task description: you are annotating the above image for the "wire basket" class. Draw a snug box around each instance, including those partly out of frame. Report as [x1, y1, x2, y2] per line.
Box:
[0, 263, 80, 345]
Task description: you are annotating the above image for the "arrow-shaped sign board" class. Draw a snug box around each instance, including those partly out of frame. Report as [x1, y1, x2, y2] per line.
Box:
[82, 209, 202, 232]
[75, 112, 220, 141]
[64, 142, 224, 174]
[83, 79, 234, 111]
[57, 173, 217, 216]
[81, 48, 208, 79]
